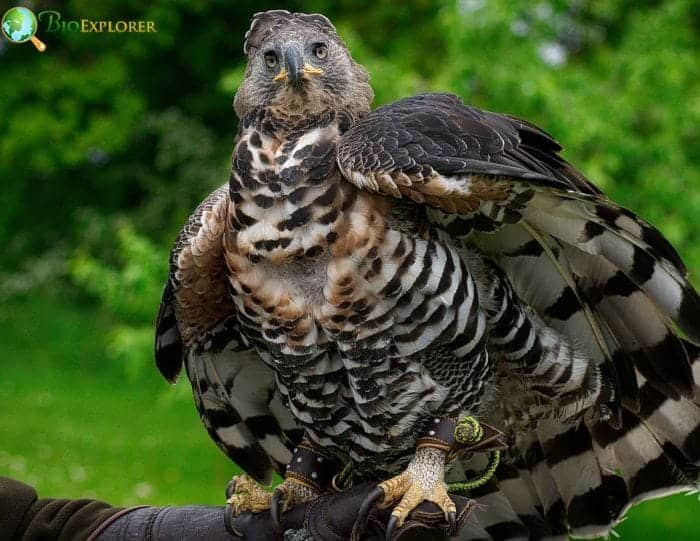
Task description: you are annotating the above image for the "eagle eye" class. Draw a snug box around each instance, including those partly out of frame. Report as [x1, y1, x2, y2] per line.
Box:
[264, 51, 278, 69]
[313, 43, 328, 60]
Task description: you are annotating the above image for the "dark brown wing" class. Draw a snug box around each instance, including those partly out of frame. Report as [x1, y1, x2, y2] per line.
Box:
[337, 93, 600, 210]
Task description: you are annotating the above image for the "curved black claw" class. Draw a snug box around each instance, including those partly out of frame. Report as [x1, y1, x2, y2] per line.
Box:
[224, 479, 244, 537]
[225, 478, 237, 499]
[385, 515, 397, 541]
[224, 507, 244, 538]
[351, 486, 384, 540]
[447, 511, 457, 537]
[270, 486, 286, 535]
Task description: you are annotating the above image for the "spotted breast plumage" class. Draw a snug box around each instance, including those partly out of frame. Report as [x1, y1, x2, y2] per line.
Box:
[154, 10, 700, 539]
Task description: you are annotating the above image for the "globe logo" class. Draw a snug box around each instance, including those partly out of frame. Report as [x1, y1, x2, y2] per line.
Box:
[1, 6, 47, 52]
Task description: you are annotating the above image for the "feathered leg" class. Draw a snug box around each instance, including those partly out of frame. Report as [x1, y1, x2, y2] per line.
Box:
[380, 447, 456, 538]
[482, 260, 605, 421]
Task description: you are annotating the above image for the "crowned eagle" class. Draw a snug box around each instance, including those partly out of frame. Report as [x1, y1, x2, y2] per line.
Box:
[155, 10, 700, 540]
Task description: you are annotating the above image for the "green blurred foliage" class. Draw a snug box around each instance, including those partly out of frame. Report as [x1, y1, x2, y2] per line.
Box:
[0, 0, 697, 272]
[2, 0, 696, 377]
[70, 221, 166, 378]
[1, 0, 698, 537]
[1, 293, 235, 506]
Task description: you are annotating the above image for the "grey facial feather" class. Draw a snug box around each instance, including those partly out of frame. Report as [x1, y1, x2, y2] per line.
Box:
[234, 11, 373, 121]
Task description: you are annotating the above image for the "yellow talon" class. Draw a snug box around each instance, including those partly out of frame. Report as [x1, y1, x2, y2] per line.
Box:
[377, 470, 455, 529]
[377, 471, 411, 508]
[426, 482, 457, 523]
[226, 474, 273, 514]
[390, 483, 424, 528]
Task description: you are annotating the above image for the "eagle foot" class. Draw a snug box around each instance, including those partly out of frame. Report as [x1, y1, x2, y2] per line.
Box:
[381, 472, 457, 539]
[354, 447, 457, 540]
[225, 474, 320, 535]
[225, 474, 272, 515]
[224, 473, 318, 515]
[269, 477, 320, 533]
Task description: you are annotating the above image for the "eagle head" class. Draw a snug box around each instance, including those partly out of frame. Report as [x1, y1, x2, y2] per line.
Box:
[234, 10, 373, 121]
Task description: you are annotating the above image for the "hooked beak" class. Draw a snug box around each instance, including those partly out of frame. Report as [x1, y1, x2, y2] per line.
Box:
[274, 45, 324, 86]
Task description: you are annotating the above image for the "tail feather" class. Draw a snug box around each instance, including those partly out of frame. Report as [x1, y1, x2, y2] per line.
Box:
[465, 403, 699, 539]
[495, 462, 544, 524]
[472, 491, 530, 539]
[469, 188, 699, 536]
[524, 191, 700, 345]
[454, 518, 496, 541]
[185, 345, 300, 484]
[686, 342, 700, 400]
[471, 370, 700, 540]
[589, 411, 690, 505]
[563, 243, 693, 399]
[525, 440, 568, 535]
[452, 455, 532, 540]
[635, 371, 700, 468]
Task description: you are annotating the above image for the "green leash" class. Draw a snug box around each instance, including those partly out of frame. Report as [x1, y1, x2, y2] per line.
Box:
[447, 449, 500, 494]
[447, 415, 501, 494]
[333, 460, 354, 491]
[454, 415, 483, 445]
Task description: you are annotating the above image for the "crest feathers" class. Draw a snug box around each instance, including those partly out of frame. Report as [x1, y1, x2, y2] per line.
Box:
[243, 10, 338, 55]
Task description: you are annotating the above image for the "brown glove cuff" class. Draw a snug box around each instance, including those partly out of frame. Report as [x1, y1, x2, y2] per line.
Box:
[415, 417, 457, 452]
[416, 417, 508, 455]
[285, 442, 340, 493]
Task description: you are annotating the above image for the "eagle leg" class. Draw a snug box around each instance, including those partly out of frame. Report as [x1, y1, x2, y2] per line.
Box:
[353, 417, 505, 538]
[382, 447, 457, 538]
[269, 477, 320, 532]
[354, 447, 457, 539]
[225, 473, 318, 518]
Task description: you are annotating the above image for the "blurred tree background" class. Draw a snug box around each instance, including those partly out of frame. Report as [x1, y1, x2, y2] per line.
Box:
[1, 0, 698, 538]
